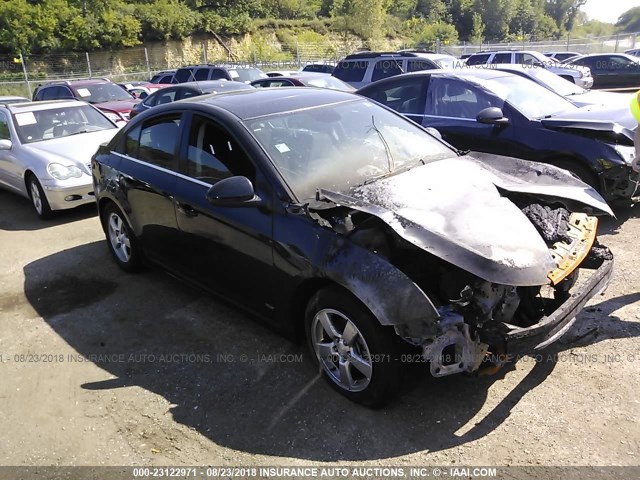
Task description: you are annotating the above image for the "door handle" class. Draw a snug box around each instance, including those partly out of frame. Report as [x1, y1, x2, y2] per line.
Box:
[176, 201, 198, 218]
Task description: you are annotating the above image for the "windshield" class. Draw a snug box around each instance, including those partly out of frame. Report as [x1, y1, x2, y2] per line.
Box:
[435, 56, 457, 69]
[13, 104, 116, 144]
[72, 83, 133, 103]
[245, 99, 455, 200]
[480, 75, 577, 118]
[520, 67, 584, 96]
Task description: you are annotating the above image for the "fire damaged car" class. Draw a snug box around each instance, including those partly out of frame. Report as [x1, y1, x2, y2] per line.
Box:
[92, 88, 614, 407]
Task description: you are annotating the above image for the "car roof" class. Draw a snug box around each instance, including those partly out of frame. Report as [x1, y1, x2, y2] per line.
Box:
[402, 68, 516, 81]
[6, 99, 86, 113]
[178, 87, 358, 120]
[342, 51, 428, 60]
[41, 78, 111, 87]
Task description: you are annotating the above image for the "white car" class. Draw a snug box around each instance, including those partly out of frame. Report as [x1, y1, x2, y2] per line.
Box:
[465, 50, 593, 89]
[0, 100, 119, 219]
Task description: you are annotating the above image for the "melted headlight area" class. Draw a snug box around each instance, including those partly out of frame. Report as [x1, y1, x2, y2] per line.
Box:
[318, 202, 609, 378]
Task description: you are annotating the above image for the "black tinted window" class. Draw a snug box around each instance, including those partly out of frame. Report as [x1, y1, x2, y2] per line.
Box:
[174, 68, 195, 83]
[0, 112, 9, 140]
[210, 69, 229, 80]
[492, 53, 512, 64]
[333, 61, 368, 82]
[124, 124, 141, 157]
[372, 59, 403, 82]
[194, 68, 210, 81]
[138, 115, 181, 170]
[363, 77, 426, 115]
[184, 115, 254, 184]
[466, 54, 491, 66]
[153, 90, 177, 106]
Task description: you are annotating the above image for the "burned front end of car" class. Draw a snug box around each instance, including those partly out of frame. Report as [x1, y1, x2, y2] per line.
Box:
[314, 155, 614, 378]
[416, 202, 613, 377]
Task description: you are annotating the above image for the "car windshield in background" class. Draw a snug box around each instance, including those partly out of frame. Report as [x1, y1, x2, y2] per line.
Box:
[301, 76, 353, 91]
[480, 75, 577, 118]
[230, 69, 266, 82]
[522, 67, 584, 96]
[13, 105, 116, 144]
[245, 99, 455, 200]
[71, 83, 133, 103]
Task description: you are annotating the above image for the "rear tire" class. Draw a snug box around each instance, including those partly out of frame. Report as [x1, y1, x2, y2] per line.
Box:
[101, 203, 142, 272]
[27, 174, 52, 220]
[305, 286, 403, 407]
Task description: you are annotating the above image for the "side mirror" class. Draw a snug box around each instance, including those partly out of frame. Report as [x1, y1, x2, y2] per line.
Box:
[205, 176, 261, 207]
[476, 107, 509, 125]
[0, 139, 12, 150]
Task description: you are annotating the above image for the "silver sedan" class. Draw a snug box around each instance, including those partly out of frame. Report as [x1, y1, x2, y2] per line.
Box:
[0, 100, 119, 219]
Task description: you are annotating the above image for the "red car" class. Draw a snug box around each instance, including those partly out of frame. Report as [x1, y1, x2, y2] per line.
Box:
[33, 79, 140, 124]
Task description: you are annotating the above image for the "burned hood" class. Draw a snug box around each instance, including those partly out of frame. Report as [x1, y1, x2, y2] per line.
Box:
[318, 154, 611, 287]
[541, 104, 636, 143]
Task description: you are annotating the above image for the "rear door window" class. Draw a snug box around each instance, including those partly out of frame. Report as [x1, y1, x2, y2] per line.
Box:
[466, 54, 491, 66]
[194, 68, 210, 81]
[372, 59, 403, 82]
[492, 53, 512, 64]
[137, 115, 182, 170]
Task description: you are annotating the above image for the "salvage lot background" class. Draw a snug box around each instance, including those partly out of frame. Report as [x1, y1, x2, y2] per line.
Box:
[0, 187, 639, 466]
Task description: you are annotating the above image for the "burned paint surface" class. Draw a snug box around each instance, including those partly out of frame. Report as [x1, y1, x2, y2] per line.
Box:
[318, 154, 612, 287]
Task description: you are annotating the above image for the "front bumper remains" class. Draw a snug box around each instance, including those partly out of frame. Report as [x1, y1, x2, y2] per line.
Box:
[502, 255, 613, 354]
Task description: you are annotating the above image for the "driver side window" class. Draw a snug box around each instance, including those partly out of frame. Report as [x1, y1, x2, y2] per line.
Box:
[183, 115, 254, 184]
[427, 78, 500, 119]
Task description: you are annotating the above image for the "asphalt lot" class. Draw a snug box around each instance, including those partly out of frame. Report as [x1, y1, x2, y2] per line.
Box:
[0, 187, 639, 467]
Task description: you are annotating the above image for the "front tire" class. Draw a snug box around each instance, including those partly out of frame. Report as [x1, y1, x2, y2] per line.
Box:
[27, 174, 52, 220]
[305, 286, 403, 407]
[102, 203, 141, 272]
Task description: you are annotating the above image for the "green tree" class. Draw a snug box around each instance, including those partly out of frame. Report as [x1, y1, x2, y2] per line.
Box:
[135, 0, 200, 41]
[616, 6, 640, 33]
[0, 0, 36, 53]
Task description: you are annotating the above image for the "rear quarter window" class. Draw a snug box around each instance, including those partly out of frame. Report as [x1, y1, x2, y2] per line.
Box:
[333, 61, 368, 82]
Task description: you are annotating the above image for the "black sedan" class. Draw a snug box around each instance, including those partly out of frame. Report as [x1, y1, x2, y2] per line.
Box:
[129, 81, 253, 118]
[357, 69, 638, 202]
[563, 53, 640, 89]
[92, 88, 613, 406]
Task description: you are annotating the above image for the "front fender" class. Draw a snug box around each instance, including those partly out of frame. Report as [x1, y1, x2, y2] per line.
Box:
[319, 236, 440, 338]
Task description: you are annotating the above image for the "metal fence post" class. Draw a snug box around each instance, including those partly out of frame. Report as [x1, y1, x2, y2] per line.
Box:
[86, 52, 92, 78]
[296, 41, 300, 68]
[144, 47, 151, 80]
[614, 34, 620, 52]
[19, 53, 32, 98]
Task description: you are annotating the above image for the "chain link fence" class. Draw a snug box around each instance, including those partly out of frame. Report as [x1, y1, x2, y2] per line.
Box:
[0, 31, 638, 98]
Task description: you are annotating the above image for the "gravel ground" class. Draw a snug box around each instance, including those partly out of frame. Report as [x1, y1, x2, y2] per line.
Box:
[0, 188, 639, 470]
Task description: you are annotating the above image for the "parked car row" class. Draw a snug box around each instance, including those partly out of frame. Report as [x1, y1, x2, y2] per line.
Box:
[91, 87, 614, 406]
[0, 54, 634, 406]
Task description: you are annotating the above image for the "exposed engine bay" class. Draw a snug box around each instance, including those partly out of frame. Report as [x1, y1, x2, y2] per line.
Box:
[312, 193, 613, 378]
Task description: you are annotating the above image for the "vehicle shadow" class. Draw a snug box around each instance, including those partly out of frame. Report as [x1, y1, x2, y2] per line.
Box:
[0, 188, 97, 232]
[599, 202, 640, 236]
[22, 241, 638, 461]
